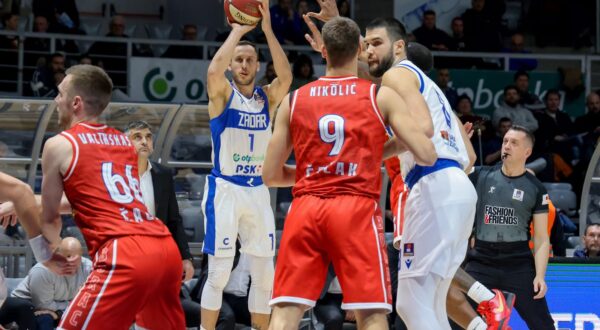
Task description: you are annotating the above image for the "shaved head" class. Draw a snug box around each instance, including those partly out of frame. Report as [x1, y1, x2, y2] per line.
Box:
[60, 237, 83, 258]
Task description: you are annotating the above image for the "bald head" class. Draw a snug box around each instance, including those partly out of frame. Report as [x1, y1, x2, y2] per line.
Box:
[60, 237, 83, 258]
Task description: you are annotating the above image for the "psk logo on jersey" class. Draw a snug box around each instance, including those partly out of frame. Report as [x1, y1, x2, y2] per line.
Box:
[512, 189, 524, 202]
[403, 243, 414, 257]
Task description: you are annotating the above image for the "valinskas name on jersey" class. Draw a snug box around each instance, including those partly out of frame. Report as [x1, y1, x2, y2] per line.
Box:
[483, 205, 518, 225]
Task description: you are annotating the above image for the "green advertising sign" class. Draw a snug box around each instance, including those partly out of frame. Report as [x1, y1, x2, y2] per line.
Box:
[434, 70, 586, 118]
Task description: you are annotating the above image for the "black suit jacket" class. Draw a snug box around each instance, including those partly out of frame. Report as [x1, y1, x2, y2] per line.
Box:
[150, 162, 192, 260]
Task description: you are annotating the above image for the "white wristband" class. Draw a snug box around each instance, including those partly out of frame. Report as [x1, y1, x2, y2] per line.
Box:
[29, 235, 53, 263]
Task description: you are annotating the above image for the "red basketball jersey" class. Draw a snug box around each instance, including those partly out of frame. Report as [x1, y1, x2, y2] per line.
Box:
[60, 122, 170, 257]
[290, 76, 387, 200]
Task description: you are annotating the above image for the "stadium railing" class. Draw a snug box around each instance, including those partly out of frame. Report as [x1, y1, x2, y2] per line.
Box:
[0, 30, 599, 96]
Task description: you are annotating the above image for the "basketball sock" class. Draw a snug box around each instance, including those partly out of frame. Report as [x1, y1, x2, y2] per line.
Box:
[467, 281, 495, 303]
[200, 327, 208, 330]
[467, 317, 487, 330]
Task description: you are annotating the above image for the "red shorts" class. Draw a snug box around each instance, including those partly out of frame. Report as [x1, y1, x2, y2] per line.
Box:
[271, 194, 392, 312]
[58, 235, 185, 330]
[391, 180, 408, 249]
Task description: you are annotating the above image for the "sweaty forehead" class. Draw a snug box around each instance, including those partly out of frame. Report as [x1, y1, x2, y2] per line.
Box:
[234, 45, 258, 59]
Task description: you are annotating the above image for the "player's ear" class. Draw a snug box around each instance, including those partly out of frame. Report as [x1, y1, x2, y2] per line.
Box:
[393, 39, 405, 57]
[321, 46, 328, 61]
[256, 62, 260, 73]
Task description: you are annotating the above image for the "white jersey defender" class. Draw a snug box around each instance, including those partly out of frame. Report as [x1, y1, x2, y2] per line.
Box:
[394, 60, 477, 329]
[202, 83, 275, 258]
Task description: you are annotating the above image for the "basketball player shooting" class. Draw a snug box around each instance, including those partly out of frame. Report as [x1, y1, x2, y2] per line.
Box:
[200, 0, 291, 329]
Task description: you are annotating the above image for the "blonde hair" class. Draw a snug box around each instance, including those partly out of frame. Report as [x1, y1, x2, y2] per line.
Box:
[65, 65, 113, 116]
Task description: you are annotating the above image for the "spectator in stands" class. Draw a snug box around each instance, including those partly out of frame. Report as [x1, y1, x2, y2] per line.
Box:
[449, 17, 466, 51]
[456, 95, 485, 126]
[296, 0, 313, 37]
[258, 61, 276, 86]
[24, 16, 51, 66]
[412, 10, 452, 51]
[125, 121, 194, 283]
[338, 0, 350, 17]
[504, 33, 538, 71]
[574, 92, 600, 160]
[574, 223, 600, 258]
[493, 85, 538, 132]
[162, 24, 203, 59]
[32, 0, 81, 34]
[461, 0, 502, 52]
[88, 15, 142, 92]
[534, 89, 575, 163]
[514, 71, 544, 111]
[79, 54, 92, 65]
[270, 0, 304, 45]
[30, 52, 65, 97]
[0, 13, 19, 92]
[436, 68, 458, 109]
[290, 54, 316, 90]
[11, 237, 92, 330]
[0, 13, 19, 49]
[483, 117, 512, 165]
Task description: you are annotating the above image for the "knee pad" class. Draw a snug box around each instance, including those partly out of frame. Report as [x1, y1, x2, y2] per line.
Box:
[247, 255, 274, 314]
[200, 256, 234, 311]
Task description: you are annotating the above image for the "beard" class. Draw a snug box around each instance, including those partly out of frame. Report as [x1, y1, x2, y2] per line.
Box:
[232, 73, 256, 87]
[369, 50, 395, 78]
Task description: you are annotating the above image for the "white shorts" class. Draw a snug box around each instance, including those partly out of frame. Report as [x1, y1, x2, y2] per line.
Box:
[398, 167, 476, 279]
[202, 175, 275, 257]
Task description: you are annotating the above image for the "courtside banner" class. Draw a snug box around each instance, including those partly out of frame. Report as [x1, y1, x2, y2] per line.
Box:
[510, 262, 600, 330]
[429, 69, 586, 118]
[129, 57, 210, 103]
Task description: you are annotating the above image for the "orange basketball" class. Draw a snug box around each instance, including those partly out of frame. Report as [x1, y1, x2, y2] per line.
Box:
[224, 0, 262, 25]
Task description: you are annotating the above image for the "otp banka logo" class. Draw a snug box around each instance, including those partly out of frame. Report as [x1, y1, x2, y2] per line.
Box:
[143, 67, 204, 102]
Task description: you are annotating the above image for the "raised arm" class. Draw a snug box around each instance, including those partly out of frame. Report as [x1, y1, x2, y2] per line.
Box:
[258, 0, 292, 111]
[381, 68, 434, 138]
[262, 94, 296, 187]
[378, 86, 436, 165]
[207, 22, 256, 118]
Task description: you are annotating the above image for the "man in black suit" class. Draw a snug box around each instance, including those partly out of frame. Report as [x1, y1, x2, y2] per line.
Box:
[125, 120, 194, 280]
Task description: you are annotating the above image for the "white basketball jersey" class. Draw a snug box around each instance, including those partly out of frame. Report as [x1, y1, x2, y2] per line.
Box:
[210, 83, 271, 187]
[395, 60, 469, 177]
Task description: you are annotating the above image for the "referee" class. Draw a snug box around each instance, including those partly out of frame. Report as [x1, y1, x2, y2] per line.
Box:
[465, 125, 554, 329]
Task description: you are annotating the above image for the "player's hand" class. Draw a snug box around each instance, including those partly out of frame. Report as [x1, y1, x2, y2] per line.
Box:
[463, 122, 474, 139]
[533, 276, 547, 299]
[42, 245, 77, 276]
[182, 259, 195, 282]
[0, 202, 17, 228]
[303, 14, 324, 54]
[307, 0, 339, 23]
[228, 20, 257, 35]
[34, 309, 59, 320]
[258, 0, 272, 33]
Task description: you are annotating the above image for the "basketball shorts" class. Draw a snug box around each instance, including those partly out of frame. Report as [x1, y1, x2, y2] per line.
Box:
[202, 175, 275, 258]
[398, 167, 476, 280]
[271, 194, 392, 312]
[390, 181, 408, 250]
[58, 235, 185, 330]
